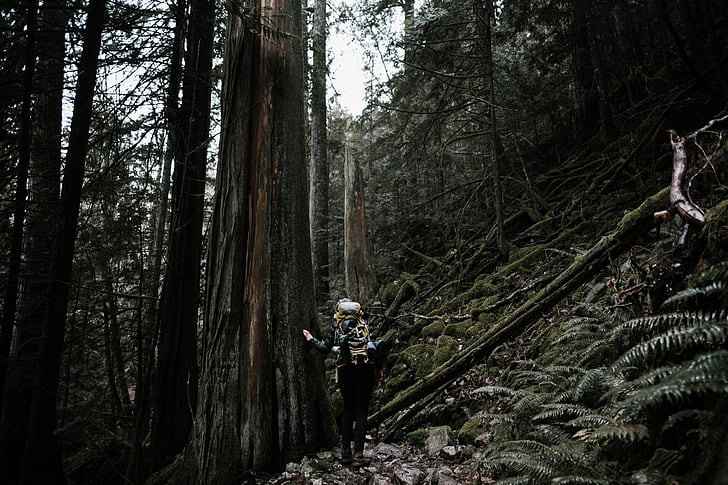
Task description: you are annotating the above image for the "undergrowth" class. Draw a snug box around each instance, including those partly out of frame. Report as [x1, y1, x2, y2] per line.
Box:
[473, 262, 728, 484]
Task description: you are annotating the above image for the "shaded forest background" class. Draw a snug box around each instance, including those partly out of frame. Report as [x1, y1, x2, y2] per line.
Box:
[1, 0, 727, 483]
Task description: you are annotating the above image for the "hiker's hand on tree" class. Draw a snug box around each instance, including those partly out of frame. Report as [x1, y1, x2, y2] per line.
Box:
[302, 329, 313, 341]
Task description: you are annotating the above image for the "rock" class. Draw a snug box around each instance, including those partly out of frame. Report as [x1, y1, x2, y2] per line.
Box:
[368, 474, 394, 485]
[426, 426, 451, 456]
[439, 445, 457, 459]
[371, 442, 404, 460]
[394, 464, 426, 484]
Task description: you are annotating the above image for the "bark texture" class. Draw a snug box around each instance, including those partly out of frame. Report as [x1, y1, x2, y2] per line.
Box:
[344, 145, 372, 302]
[309, 0, 329, 304]
[152, 0, 214, 467]
[17, 0, 106, 481]
[164, 0, 337, 481]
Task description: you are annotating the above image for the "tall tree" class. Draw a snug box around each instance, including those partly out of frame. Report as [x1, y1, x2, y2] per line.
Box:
[309, 0, 330, 304]
[344, 143, 372, 302]
[17, 0, 106, 481]
[0, 0, 65, 479]
[474, 0, 506, 257]
[0, 0, 37, 400]
[164, 0, 337, 479]
[151, 0, 215, 467]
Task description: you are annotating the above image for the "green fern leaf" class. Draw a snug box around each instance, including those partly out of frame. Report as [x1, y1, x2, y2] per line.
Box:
[532, 403, 592, 423]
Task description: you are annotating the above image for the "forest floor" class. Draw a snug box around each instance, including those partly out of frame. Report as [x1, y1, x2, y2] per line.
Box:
[257, 440, 482, 485]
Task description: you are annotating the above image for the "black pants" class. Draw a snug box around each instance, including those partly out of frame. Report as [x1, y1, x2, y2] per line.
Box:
[337, 363, 376, 454]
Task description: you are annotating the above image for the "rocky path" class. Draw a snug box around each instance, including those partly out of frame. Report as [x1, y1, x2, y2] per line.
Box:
[256, 441, 482, 485]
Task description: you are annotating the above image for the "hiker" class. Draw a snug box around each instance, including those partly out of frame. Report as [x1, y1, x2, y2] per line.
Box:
[303, 298, 383, 466]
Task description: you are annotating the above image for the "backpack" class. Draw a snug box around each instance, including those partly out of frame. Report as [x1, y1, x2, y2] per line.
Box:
[334, 300, 378, 364]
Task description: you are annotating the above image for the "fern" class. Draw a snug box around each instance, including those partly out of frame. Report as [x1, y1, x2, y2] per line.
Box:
[532, 403, 593, 423]
[565, 414, 615, 430]
[586, 423, 650, 443]
[612, 311, 724, 344]
[527, 424, 571, 445]
[610, 321, 728, 370]
[549, 476, 613, 484]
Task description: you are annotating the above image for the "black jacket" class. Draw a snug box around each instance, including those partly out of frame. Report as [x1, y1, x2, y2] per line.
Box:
[307, 318, 382, 367]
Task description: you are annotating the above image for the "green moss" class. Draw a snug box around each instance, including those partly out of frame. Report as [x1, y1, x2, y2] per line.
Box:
[434, 335, 459, 367]
[422, 319, 445, 338]
[703, 199, 728, 264]
[407, 429, 429, 449]
[458, 417, 485, 446]
[444, 320, 472, 337]
[399, 343, 436, 379]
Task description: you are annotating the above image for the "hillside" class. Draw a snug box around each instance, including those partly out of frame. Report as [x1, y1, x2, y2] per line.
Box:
[281, 99, 728, 484]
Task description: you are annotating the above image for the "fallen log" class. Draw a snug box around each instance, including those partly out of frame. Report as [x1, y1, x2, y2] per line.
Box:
[370, 186, 670, 432]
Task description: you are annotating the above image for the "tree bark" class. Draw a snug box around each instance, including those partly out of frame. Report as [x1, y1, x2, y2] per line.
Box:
[309, 0, 330, 304]
[0, 0, 37, 402]
[18, 0, 106, 481]
[370, 187, 670, 431]
[162, 0, 337, 480]
[152, 0, 214, 467]
[0, 1, 46, 477]
[344, 144, 373, 302]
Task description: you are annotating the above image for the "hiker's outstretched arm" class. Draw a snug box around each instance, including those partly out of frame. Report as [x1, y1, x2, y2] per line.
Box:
[303, 321, 336, 354]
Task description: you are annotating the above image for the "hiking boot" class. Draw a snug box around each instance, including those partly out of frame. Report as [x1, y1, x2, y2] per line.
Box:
[352, 452, 370, 467]
[341, 449, 352, 465]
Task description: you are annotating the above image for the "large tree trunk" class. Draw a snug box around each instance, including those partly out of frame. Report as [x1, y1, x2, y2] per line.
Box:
[0, 0, 64, 477]
[0, 3, 40, 478]
[160, 0, 337, 481]
[151, 0, 214, 467]
[344, 144, 373, 302]
[309, 0, 330, 305]
[370, 187, 670, 431]
[17, 0, 106, 482]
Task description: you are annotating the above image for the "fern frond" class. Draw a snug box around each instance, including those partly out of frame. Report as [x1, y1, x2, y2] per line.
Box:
[565, 414, 615, 429]
[610, 323, 728, 371]
[586, 423, 649, 443]
[620, 376, 728, 417]
[527, 424, 571, 445]
[663, 283, 728, 307]
[576, 339, 617, 368]
[573, 368, 609, 404]
[474, 411, 516, 427]
[532, 403, 592, 423]
[477, 449, 560, 481]
[603, 365, 679, 403]
[550, 476, 613, 484]
[612, 311, 722, 343]
[512, 391, 552, 416]
[472, 385, 528, 403]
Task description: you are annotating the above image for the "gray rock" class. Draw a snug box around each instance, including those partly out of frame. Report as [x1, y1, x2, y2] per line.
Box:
[394, 464, 426, 484]
[426, 426, 451, 456]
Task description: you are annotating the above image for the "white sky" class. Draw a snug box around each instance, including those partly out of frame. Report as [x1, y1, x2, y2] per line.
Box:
[327, 6, 369, 116]
[325, 0, 402, 116]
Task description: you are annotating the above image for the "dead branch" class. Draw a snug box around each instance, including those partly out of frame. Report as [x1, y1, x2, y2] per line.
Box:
[667, 129, 705, 225]
[659, 115, 728, 227]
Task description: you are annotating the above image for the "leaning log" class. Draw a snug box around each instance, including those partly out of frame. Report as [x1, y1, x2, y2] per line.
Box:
[370, 186, 670, 432]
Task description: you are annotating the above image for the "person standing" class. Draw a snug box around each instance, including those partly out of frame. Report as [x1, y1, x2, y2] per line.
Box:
[303, 299, 382, 466]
